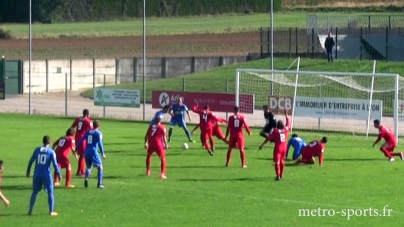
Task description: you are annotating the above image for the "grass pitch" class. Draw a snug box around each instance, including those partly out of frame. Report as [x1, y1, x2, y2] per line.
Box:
[0, 114, 403, 226]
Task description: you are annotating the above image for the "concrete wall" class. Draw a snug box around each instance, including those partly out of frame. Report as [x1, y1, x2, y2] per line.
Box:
[22, 56, 247, 93]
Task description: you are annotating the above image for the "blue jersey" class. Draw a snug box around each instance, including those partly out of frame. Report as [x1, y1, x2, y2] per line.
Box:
[77, 129, 105, 156]
[150, 110, 165, 125]
[170, 103, 188, 119]
[27, 146, 60, 177]
[287, 137, 306, 153]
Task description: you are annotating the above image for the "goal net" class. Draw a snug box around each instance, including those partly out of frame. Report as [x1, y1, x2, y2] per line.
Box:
[235, 64, 403, 140]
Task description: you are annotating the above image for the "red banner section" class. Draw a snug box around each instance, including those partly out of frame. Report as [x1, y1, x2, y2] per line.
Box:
[152, 90, 254, 113]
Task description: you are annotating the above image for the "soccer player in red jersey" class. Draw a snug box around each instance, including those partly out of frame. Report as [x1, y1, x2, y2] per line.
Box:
[259, 111, 290, 180]
[52, 128, 77, 188]
[145, 117, 168, 179]
[225, 106, 252, 168]
[192, 116, 228, 147]
[71, 109, 93, 176]
[372, 119, 404, 161]
[0, 160, 10, 208]
[295, 137, 328, 166]
[191, 105, 217, 155]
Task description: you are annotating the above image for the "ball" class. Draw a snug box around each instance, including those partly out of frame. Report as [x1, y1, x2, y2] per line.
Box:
[182, 143, 189, 150]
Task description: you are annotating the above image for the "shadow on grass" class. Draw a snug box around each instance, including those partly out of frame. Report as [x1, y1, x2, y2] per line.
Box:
[176, 177, 269, 182]
[103, 175, 133, 179]
[0, 213, 37, 217]
[2, 175, 26, 179]
[104, 142, 139, 146]
[1, 185, 31, 190]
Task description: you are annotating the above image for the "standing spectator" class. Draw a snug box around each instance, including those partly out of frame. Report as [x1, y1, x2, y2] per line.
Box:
[324, 32, 335, 62]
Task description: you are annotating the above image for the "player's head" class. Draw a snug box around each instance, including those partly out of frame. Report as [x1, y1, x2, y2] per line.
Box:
[233, 106, 240, 114]
[93, 120, 100, 129]
[0, 160, 3, 173]
[321, 137, 328, 144]
[178, 97, 183, 105]
[66, 128, 75, 136]
[154, 117, 162, 124]
[276, 120, 285, 129]
[373, 119, 381, 128]
[262, 105, 268, 112]
[162, 105, 170, 113]
[292, 134, 298, 138]
[42, 135, 51, 146]
[83, 109, 89, 117]
[204, 105, 210, 110]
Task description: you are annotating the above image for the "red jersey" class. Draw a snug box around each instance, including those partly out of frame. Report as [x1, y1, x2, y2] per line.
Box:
[53, 135, 75, 158]
[267, 117, 290, 152]
[147, 123, 167, 149]
[226, 114, 251, 137]
[71, 116, 93, 141]
[213, 116, 227, 128]
[376, 125, 396, 144]
[192, 106, 216, 130]
[303, 140, 326, 164]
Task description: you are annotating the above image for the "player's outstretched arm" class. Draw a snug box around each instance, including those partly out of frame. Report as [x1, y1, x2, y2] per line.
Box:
[26, 149, 37, 177]
[319, 152, 324, 167]
[144, 129, 149, 149]
[98, 133, 106, 159]
[0, 191, 10, 207]
[51, 151, 62, 179]
[244, 121, 252, 136]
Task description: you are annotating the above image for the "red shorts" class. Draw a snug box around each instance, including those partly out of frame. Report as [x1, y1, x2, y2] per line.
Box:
[301, 148, 314, 159]
[147, 147, 166, 159]
[228, 136, 245, 149]
[76, 140, 87, 155]
[213, 126, 225, 140]
[201, 128, 213, 142]
[57, 156, 71, 169]
[273, 150, 286, 163]
[382, 141, 397, 152]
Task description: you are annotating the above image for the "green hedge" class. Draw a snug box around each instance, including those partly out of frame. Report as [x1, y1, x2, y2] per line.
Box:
[0, 0, 282, 23]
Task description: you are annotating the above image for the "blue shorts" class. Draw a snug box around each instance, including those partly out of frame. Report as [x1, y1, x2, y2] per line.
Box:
[85, 153, 103, 168]
[293, 148, 303, 160]
[170, 117, 186, 128]
[32, 175, 53, 194]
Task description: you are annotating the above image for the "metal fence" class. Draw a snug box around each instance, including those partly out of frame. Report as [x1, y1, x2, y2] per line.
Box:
[260, 26, 404, 61]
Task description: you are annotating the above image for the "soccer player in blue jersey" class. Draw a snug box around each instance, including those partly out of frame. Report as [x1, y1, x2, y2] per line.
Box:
[76, 120, 106, 189]
[26, 136, 61, 216]
[168, 97, 195, 143]
[150, 105, 170, 126]
[286, 134, 306, 160]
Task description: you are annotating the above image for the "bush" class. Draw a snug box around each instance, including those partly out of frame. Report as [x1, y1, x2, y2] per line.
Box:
[0, 27, 13, 39]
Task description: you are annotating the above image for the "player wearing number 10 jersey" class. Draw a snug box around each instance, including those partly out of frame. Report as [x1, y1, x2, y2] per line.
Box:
[52, 128, 77, 188]
[71, 109, 93, 176]
[259, 111, 290, 180]
[145, 117, 168, 179]
[225, 106, 252, 168]
[76, 120, 106, 189]
[26, 136, 61, 216]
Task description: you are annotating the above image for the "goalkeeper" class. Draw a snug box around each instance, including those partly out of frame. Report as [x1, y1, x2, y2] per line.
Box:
[260, 105, 277, 139]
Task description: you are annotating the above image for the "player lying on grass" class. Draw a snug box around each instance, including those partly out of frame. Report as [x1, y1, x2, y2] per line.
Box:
[26, 136, 61, 216]
[372, 119, 403, 162]
[286, 134, 306, 160]
[52, 128, 78, 188]
[168, 97, 195, 143]
[71, 109, 93, 176]
[76, 120, 106, 189]
[191, 115, 228, 147]
[145, 117, 168, 179]
[260, 105, 277, 139]
[259, 111, 289, 181]
[295, 137, 328, 166]
[225, 106, 251, 168]
[150, 105, 170, 126]
[191, 104, 217, 155]
[0, 160, 10, 208]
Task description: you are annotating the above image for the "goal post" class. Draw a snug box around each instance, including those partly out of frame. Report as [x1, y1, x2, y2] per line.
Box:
[235, 67, 401, 141]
